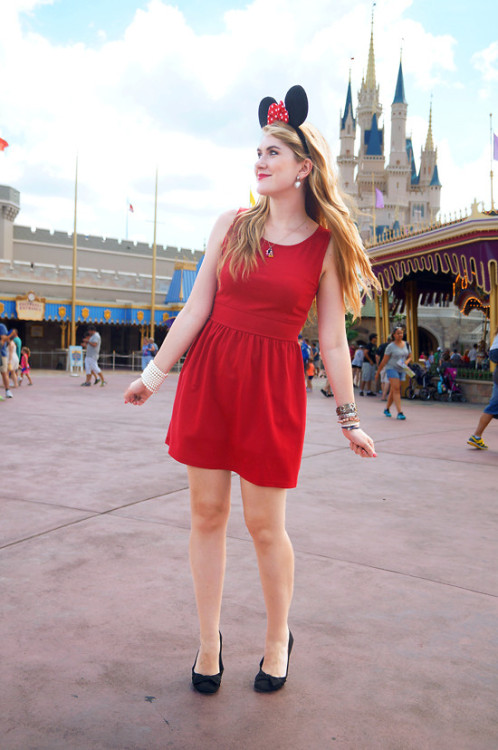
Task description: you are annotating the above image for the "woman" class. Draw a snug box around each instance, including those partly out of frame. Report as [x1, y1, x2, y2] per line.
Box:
[376, 326, 412, 420]
[7, 332, 19, 389]
[124, 85, 377, 694]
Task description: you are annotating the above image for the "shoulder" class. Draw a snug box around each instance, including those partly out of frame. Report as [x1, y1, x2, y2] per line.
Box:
[207, 209, 239, 249]
[212, 209, 239, 236]
[319, 232, 336, 274]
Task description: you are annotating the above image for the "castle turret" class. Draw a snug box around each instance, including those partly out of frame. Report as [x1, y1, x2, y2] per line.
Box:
[418, 104, 438, 188]
[337, 73, 358, 194]
[418, 103, 441, 221]
[357, 17, 382, 156]
[386, 61, 410, 224]
[356, 15, 385, 226]
[0, 185, 20, 261]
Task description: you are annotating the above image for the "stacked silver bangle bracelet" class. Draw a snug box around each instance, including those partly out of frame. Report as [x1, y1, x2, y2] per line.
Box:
[141, 360, 168, 393]
[336, 402, 360, 430]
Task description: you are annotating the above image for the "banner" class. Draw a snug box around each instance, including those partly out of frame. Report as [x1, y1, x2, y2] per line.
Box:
[16, 291, 45, 321]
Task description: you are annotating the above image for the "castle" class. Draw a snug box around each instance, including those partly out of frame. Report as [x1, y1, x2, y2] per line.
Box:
[337, 20, 442, 241]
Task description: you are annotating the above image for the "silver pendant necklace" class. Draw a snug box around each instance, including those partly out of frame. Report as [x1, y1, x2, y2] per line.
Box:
[265, 218, 309, 258]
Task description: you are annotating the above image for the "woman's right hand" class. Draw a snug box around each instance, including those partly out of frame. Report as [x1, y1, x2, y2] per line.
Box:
[124, 378, 153, 406]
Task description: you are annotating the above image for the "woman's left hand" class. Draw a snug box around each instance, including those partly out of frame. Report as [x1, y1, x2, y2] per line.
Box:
[343, 427, 377, 458]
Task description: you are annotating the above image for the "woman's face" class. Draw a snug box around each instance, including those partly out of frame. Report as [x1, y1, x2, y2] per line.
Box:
[255, 134, 302, 196]
[393, 328, 404, 341]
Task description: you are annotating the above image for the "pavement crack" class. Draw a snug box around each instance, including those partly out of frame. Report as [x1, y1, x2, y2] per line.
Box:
[295, 547, 498, 600]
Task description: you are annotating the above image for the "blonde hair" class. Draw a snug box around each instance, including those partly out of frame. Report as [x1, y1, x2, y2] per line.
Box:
[219, 121, 379, 318]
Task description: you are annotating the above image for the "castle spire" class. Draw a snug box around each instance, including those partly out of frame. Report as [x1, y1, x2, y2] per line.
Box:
[392, 60, 406, 104]
[365, 10, 377, 91]
[425, 102, 434, 151]
[341, 71, 355, 131]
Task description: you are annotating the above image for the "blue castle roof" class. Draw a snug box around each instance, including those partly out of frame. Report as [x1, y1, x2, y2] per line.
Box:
[406, 138, 419, 185]
[365, 113, 383, 156]
[341, 79, 356, 131]
[392, 61, 406, 104]
[430, 164, 441, 186]
[164, 257, 203, 304]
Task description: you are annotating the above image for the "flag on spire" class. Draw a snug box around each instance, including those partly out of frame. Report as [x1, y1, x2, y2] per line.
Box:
[494, 133, 498, 161]
[129, 203, 134, 213]
[0, 138, 9, 151]
[375, 188, 384, 209]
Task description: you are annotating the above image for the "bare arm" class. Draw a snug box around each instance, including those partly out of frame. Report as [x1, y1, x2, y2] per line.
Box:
[317, 241, 376, 458]
[376, 352, 390, 375]
[124, 209, 237, 405]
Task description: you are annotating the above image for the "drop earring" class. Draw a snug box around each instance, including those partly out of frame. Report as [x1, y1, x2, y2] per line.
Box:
[294, 176, 301, 189]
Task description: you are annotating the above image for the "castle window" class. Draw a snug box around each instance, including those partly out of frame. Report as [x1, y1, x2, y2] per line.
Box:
[396, 160, 400, 165]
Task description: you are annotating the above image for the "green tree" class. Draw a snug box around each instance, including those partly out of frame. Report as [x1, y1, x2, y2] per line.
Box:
[345, 313, 359, 342]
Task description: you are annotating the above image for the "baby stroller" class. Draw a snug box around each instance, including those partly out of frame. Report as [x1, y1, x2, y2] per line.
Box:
[405, 364, 437, 400]
[434, 367, 466, 402]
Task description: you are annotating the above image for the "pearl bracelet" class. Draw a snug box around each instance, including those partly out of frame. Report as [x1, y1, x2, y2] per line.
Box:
[141, 360, 168, 393]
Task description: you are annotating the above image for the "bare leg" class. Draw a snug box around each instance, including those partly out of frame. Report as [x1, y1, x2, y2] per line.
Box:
[188, 466, 231, 675]
[240, 478, 293, 678]
[474, 413, 493, 437]
[387, 378, 402, 413]
[382, 379, 390, 400]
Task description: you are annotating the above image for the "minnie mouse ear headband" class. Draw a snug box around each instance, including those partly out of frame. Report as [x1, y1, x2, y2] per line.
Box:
[258, 85, 310, 155]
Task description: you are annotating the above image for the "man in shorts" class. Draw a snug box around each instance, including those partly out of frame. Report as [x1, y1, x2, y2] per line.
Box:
[359, 333, 378, 396]
[0, 323, 13, 398]
[467, 332, 498, 449]
[81, 325, 106, 387]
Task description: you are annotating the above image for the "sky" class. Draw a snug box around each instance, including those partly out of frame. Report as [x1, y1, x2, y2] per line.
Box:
[0, 0, 497, 251]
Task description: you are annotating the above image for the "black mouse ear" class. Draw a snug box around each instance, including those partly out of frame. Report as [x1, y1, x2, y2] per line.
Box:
[258, 96, 277, 128]
[284, 85, 308, 128]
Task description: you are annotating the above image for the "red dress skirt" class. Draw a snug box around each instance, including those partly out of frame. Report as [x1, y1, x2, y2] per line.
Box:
[166, 226, 331, 488]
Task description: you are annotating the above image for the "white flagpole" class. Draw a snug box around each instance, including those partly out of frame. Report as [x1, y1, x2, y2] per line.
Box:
[490, 113, 495, 211]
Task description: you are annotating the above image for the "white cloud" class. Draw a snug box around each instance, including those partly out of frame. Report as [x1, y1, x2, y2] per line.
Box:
[438, 139, 490, 218]
[472, 41, 498, 82]
[0, 0, 484, 249]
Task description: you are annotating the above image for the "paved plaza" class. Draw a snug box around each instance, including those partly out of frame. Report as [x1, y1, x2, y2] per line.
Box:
[1, 370, 497, 750]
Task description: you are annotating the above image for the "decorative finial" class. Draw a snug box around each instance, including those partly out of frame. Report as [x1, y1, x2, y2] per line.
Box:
[425, 99, 434, 151]
[365, 4, 377, 91]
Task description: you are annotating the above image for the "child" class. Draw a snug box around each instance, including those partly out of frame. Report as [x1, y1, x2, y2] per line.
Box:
[19, 347, 33, 386]
[306, 359, 315, 391]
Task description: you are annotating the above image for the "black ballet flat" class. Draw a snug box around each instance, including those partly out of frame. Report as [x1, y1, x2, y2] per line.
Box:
[254, 631, 294, 693]
[192, 632, 224, 694]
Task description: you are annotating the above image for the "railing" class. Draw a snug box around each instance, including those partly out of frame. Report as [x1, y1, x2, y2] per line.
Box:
[366, 200, 497, 249]
[26, 350, 185, 372]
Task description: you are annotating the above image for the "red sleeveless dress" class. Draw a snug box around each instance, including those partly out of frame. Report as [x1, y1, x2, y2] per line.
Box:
[166, 225, 331, 488]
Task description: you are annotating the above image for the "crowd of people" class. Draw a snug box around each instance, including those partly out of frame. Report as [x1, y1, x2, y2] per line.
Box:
[0, 325, 32, 400]
[298, 325, 498, 441]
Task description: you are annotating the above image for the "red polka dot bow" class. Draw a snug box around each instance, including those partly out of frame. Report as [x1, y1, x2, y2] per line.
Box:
[267, 101, 289, 125]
